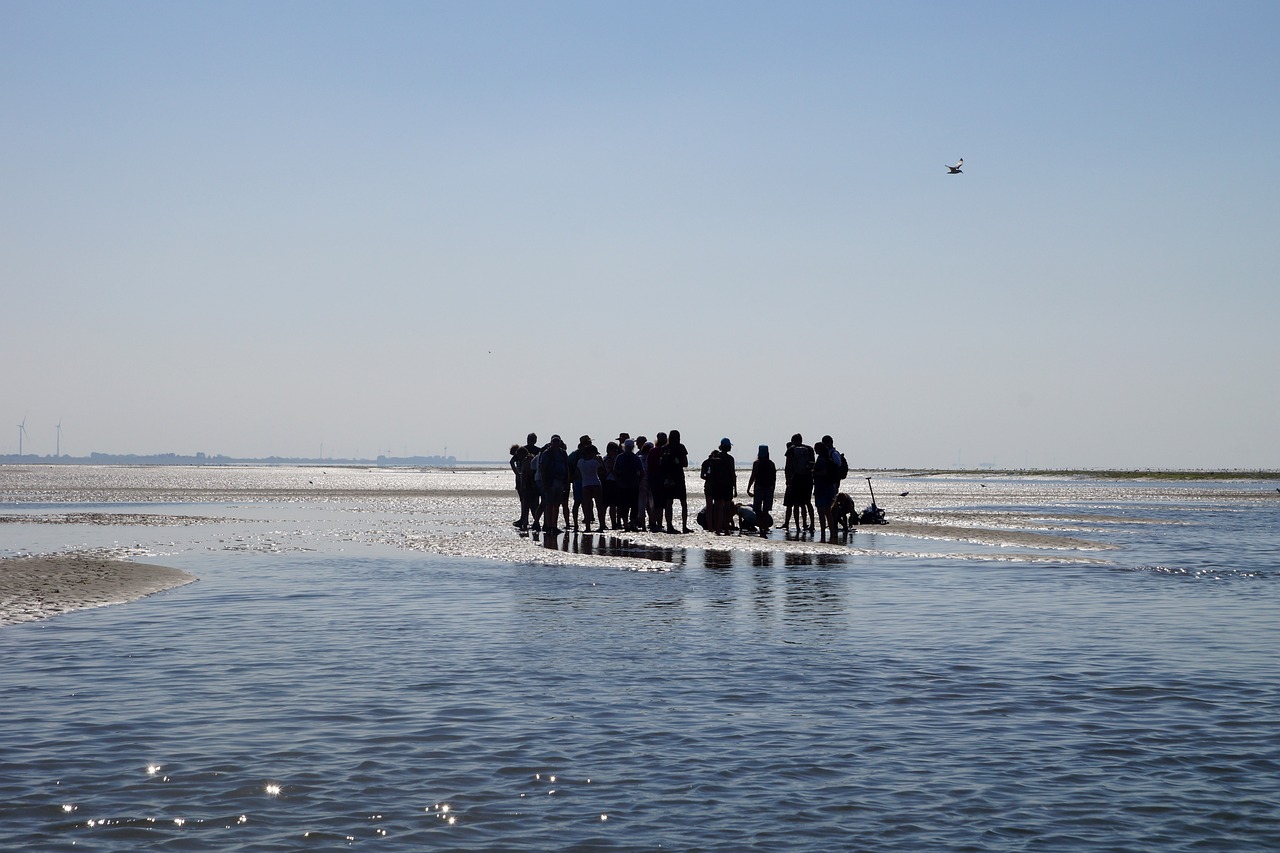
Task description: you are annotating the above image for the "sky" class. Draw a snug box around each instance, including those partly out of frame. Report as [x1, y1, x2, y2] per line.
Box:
[3, 1, 1277, 469]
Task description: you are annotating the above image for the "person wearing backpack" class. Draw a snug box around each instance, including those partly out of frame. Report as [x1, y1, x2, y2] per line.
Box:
[823, 435, 849, 483]
[812, 440, 839, 538]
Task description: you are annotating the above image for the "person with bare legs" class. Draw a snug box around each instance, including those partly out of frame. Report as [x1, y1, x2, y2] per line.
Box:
[602, 441, 620, 530]
[709, 438, 737, 535]
[577, 444, 607, 532]
[812, 440, 838, 539]
[538, 435, 570, 535]
[784, 434, 816, 533]
[613, 438, 642, 532]
[665, 429, 690, 533]
[747, 445, 776, 537]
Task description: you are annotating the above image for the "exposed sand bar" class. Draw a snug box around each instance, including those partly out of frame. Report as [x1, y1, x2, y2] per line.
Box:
[0, 555, 196, 627]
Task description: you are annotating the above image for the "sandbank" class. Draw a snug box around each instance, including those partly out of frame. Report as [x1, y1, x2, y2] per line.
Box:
[0, 555, 196, 627]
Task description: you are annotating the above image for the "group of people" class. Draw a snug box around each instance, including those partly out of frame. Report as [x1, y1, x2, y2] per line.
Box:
[508, 431, 855, 538]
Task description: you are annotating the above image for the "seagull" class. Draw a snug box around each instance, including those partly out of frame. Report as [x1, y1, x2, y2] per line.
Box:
[946, 158, 963, 174]
[899, 491, 909, 497]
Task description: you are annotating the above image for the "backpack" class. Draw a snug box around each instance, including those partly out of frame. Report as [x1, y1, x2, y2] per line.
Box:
[538, 448, 568, 482]
[519, 451, 537, 487]
[832, 449, 848, 481]
[786, 444, 815, 477]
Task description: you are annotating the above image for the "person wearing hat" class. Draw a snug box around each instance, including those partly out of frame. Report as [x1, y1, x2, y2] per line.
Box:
[568, 435, 592, 530]
[538, 435, 571, 535]
[709, 438, 737, 535]
[747, 445, 776, 536]
[613, 438, 642, 531]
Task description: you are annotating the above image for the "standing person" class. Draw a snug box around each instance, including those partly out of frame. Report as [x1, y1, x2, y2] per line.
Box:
[709, 438, 737, 535]
[510, 443, 536, 531]
[823, 435, 848, 488]
[602, 441, 621, 530]
[812, 440, 838, 538]
[577, 445, 607, 532]
[661, 429, 689, 533]
[637, 440, 656, 532]
[522, 432, 543, 530]
[568, 435, 591, 530]
[538, 435, 570, 535]
[509, 444, 525, 525]
[746, 445, 776, 537]
[613, 438, 642, 532]
[647, 433, 668, 532]
[784, 434, 816, 533]
[700, 449, 719, 529]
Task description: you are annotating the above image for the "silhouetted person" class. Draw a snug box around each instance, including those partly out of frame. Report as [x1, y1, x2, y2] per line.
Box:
[747, 445, 776, 536]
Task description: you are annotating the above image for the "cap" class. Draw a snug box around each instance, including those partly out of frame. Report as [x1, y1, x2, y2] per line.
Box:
[720, 437, 732, 448]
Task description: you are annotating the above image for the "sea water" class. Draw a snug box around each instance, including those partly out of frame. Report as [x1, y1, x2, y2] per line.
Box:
[1, 468, 1278, 850]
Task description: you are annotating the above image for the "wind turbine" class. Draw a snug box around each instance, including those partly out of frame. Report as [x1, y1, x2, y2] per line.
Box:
[18, 415, 28, 456]
[56, 419, 63, 457]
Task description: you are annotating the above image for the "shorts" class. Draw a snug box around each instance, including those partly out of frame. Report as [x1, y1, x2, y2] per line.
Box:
[814, 481, 837, 510]
[667, 475, 687, 499]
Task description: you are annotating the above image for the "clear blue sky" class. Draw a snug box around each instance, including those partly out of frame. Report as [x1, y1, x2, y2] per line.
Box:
[4, 1, 1277, 468]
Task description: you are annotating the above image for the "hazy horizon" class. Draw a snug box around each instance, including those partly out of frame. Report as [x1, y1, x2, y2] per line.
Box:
[5, 2, 1278, 469]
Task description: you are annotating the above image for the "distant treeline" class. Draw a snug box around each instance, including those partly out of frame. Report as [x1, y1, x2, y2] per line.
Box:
[909, 469, 1280, 481]
[0, 452, 459, 467]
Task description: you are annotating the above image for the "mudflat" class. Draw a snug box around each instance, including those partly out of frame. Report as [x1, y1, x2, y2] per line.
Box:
[0, 555, 196, 627]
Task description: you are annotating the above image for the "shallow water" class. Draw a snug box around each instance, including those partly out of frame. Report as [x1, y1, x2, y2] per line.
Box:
[2, 468, 1279, 850]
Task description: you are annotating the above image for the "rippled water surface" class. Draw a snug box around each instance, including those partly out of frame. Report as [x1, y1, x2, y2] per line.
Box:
[2, 468, 1279, 850]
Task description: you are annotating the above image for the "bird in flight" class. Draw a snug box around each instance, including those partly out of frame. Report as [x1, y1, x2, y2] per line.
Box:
[946, 158, 964, 174]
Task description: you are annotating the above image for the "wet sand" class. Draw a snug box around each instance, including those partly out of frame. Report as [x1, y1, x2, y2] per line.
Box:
[2, 465, 1147, 624]
[0, 555, 196, 627]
